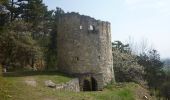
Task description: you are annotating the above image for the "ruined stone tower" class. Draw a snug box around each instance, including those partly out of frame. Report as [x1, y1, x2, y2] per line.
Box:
[57, 12, 115, 91]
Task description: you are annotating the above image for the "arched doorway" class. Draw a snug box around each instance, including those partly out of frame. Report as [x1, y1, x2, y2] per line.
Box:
[83, 79, 91, 91]
[83, 77, 98, 91]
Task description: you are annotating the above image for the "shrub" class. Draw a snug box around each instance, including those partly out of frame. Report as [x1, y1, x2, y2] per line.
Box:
[113, 49, 144, 84]
[160, 81, 170, 99]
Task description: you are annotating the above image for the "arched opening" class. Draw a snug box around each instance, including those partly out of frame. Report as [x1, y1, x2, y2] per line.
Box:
[83, 79, 91, 91]
[91, 77, 98, 91]
[83, 77, 98, 91]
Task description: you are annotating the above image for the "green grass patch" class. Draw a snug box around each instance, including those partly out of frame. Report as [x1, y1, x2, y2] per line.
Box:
[0, 71, 137, 100]
[0, 76, 16, 100]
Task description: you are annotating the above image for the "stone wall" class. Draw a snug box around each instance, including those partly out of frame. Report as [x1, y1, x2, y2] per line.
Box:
[56, 78, 80, 92]
[57, 12, 115, 88]
[77, 73, 104, 91]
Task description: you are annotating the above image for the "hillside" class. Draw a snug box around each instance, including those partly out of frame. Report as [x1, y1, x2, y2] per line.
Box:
[0, 71, 155, 100]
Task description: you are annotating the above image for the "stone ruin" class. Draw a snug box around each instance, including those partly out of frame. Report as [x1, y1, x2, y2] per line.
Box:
[57, 12, 115, 91]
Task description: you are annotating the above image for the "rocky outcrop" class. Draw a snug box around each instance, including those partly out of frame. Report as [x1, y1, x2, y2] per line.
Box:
[45, 80, 56, 88]
[24, 78, 37, 87]
[56, 78, 80, 92]
[45, 78, 80, 92]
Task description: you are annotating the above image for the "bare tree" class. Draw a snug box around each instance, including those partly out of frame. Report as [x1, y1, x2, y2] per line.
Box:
[126, 36, 153, 55]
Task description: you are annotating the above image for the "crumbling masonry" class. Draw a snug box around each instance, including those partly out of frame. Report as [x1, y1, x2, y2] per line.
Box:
[57, 12, 115, 91]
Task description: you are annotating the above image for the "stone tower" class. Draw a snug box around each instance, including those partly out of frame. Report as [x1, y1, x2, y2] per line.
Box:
[57, 12, 115, 91]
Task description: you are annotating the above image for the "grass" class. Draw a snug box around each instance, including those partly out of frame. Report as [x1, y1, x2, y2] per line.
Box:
[0, 71, 138, 100]
[0, 77, 12, 100]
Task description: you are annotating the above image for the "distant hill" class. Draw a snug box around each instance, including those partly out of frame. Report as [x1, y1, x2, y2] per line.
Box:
[162, 59, 170, 71]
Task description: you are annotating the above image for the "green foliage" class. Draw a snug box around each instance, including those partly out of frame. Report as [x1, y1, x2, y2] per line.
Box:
[163, 59, 170, 72]
[0, 1, 62, 71]
[27, 0, 47, 23]
[136, 50, 170, 99]
[137, 50, 165, 89]
[0, 0, 8, 5]
[112, 41, 130, 53]
[7, 0, 47, 23]
[0, 4, 10, 27]
[159, 81, 170, 100]
[0, 21, 43, 71]
[45, 7, 64, 70]
[45, 29, 57, 70]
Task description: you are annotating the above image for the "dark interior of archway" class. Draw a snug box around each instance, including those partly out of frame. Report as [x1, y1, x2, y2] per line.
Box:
[83, 79, 91, 91]
[91, 77, 98, 91]
[83, 77, 98, 91]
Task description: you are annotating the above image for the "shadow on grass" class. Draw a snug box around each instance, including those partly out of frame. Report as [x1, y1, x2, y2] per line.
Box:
[2, 71, 72, 78]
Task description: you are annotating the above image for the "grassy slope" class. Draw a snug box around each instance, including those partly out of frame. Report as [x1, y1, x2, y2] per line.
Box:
[0, 71, 151, 100]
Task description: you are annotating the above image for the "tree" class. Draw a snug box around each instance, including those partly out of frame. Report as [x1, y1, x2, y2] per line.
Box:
[10, 0, 14, 21]
[0, 21, 43, 71]
[112, 41, 144, 83]
[160, 81, 170, 100]
[4, 0, 17, 22]
[17, 0, 47, 23]
[0, 0, 9, 5]
[45, 7, 64, 70]
[127, 37, 153, 55]
[0, 4, 10, 27]
[6, 0, 47, 24]
[137, 50, 165, 90]
[112, 41, 130, 53]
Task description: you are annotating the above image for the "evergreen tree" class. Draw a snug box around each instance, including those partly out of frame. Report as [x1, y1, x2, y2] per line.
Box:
[0, 21, 42, 71]
[45, 7, 64, 70]
[0, 3, 10, 27]
[0, 0, 9, 5]
[17, 0, 47, 23]
[160, 81, 170, 100]
[112, 41, 130, 53]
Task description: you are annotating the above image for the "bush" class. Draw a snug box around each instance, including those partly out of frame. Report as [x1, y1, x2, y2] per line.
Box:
[113, 49, 144, 84]
[160, 81, 170, 99]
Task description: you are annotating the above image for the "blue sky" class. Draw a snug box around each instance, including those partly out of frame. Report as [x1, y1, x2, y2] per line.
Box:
[43, 0, 170, 59]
